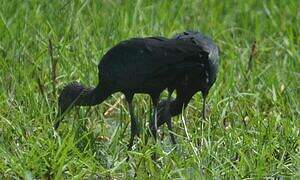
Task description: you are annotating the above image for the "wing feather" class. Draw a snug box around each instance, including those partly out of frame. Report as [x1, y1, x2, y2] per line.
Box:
[98, 37, 209, 90]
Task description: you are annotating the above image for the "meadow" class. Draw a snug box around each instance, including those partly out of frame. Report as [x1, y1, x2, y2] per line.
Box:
[0, 0, 299, 178]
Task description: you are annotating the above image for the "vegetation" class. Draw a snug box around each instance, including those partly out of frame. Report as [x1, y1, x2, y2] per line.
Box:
[0, 0, 299, 178]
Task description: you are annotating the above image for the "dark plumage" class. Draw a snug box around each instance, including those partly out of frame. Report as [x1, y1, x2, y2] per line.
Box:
[156, 31, 220, 144]
[55, 35, 210, 150]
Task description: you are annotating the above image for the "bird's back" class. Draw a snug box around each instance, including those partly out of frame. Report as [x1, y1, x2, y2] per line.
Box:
[98, 37, 209, 93]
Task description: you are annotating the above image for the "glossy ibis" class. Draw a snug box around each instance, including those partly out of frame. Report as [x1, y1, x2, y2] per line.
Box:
[54, 36, 209, 150]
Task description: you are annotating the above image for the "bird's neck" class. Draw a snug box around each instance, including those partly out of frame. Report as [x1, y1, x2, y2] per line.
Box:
[76, 85, 105, 106]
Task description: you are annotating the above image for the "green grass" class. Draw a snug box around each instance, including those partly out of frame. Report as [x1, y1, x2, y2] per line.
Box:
[0, 0, 299, 178]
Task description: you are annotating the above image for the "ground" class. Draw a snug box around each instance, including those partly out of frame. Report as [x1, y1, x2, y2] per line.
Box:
[0, 0, 299, 178]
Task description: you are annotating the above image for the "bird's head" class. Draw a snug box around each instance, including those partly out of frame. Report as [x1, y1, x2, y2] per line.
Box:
[57, 82, 85, 117]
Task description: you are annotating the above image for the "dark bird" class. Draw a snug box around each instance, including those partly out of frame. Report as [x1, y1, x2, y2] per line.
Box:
[54, 35, 209, 150]
[156, 31, 220, 144]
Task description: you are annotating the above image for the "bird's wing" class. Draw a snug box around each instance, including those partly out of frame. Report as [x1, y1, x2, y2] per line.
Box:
[98, 37, 209, 90]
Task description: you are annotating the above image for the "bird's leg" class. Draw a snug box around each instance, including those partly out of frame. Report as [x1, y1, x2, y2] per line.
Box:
[163, 90, 176, 144]
[202, 93, 207, 120]
[150, 95, 160, 142]
[149, 94, 160, 161]
[126, 96, 139, 151]
[152, 104, 158, 141]
[166, 117, 176, 145]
